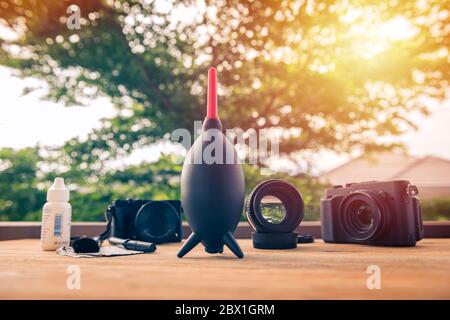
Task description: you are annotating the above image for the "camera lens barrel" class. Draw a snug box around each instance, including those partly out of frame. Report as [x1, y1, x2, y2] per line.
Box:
[246, 180, 305, 250]
[245, 179, 304, 233]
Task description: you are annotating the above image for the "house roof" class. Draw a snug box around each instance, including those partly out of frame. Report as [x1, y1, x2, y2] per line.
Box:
[393, 156, 450, 187]
[320, 152, 450, 187]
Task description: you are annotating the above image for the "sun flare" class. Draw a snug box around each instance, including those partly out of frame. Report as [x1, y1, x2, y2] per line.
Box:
[342, 7, 418, 60]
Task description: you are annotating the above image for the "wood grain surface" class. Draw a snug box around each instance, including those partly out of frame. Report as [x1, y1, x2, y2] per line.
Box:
[0, 239, 449, 299]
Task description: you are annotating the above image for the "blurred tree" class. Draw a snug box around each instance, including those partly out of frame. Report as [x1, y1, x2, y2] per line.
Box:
[1, 0, 448, 171]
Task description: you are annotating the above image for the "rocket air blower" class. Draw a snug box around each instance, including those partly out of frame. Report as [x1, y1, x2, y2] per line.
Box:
[177, 67, 245, 259]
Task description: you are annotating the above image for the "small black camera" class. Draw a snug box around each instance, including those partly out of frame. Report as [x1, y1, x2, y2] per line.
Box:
[321, 180, 423, 247]
[108, 199, 182, 244]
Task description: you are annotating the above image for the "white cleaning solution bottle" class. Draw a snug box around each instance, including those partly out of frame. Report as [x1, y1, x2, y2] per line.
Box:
[40, 177, 72, 251]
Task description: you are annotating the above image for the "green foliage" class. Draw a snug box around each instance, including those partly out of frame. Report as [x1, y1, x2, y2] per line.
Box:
[0, 147, 45, 221]
[421, 198, 450, 221]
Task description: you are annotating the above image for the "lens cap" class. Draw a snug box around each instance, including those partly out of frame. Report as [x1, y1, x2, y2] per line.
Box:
[252, 232, 298, 249]
[70, 236, 101, 253]
[297, 234, 314, 244]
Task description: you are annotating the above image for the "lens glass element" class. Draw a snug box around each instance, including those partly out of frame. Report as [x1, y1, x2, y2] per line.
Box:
[349, 201, 374, 231]
[340, 190, 386, 241]
[260, 195, 287, 224]
[147, 211, 169, 237]
[135, 201, 178, 243]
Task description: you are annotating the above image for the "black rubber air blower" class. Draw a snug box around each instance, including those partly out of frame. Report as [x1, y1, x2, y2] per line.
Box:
[177, 67, 245, 259]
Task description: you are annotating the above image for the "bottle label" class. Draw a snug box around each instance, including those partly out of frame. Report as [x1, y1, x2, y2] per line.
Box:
[41, 206, 71, 250]
[53, 213, 63, 237]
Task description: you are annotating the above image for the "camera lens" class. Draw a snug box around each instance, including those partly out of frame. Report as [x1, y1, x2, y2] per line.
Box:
[135, 201, 180, 244]
[340, 191, 389, 241]
[246, 180, 304, 233]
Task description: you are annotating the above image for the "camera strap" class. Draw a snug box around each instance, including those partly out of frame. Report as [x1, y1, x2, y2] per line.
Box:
[98, 205, 115, 242]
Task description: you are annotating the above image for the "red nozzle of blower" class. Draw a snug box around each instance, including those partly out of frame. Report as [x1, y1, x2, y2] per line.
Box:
[207, 67, 218, 119]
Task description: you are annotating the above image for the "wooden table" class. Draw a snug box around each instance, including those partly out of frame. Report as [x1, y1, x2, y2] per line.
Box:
[0, 239, 449, 299]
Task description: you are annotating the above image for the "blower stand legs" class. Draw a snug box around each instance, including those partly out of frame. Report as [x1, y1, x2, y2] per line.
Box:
[177, 232, 202, 258]
[223, 231, 244, 259]
[177, 231, 244, 259]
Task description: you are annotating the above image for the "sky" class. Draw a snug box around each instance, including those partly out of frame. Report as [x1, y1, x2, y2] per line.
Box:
[1, 66, 450, 173]
[0, 67, 117, 148]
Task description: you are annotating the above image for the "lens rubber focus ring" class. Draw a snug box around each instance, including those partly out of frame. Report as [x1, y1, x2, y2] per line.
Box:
[245, 193, 270, 233]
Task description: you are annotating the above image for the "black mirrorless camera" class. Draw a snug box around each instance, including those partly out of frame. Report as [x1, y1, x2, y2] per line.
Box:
[321, 180, 423, 247]
[107, 199, 182, 244]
